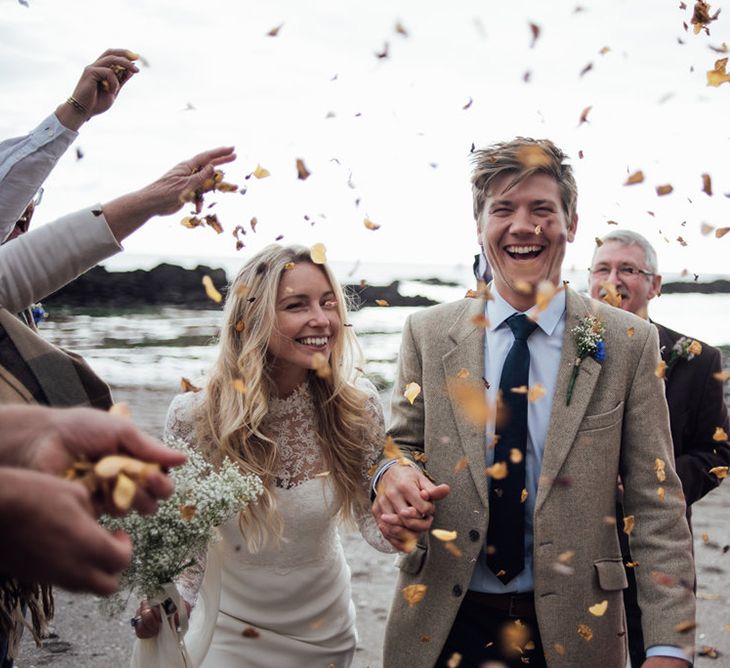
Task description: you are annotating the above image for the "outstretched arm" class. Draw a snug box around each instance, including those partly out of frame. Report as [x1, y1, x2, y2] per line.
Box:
[0, 48, 140, 241]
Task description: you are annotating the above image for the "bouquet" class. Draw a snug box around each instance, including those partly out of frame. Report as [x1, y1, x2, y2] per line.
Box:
[101, 437, 263, 666]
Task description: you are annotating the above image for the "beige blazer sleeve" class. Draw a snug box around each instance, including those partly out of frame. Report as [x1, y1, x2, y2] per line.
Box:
[0, 206, 122, 312]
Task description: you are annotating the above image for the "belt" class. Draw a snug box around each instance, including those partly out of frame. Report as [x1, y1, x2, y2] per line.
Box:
[465, 590, 536, 619]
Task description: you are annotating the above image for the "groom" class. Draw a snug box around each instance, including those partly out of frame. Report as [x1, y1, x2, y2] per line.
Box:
[372, 138, 695, 667]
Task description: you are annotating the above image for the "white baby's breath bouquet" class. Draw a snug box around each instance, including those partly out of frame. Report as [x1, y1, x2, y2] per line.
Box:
[102, 437, 263, 604]
[102, 437, 263, 667]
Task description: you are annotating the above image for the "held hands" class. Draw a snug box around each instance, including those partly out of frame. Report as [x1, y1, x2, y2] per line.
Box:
[56, 48, 140, 130]
[371, 463, 449, 552]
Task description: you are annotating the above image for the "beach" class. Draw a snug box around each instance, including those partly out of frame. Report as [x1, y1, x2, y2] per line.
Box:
[15, 381, 730, 667]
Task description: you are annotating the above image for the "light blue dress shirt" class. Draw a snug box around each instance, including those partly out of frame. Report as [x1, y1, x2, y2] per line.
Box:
[0, 113, 77, 242]
[469, 284, 565, 594]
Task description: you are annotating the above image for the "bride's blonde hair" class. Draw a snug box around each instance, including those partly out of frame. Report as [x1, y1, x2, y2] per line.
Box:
[200, 244, 375, 551]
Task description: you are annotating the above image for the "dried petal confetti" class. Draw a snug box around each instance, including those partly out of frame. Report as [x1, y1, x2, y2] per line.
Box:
[471, 313, 490, 328]
[528, 22, 540, 48]
[267, 23, 283, 37]
[516, 144, 552, 169]
[578, 105, 593, 125]
[715, 227, 729, 238]
[655, 458, 667, 483]
[692, 1, 720, 34]
[454, 456, 468, 473]
[713, 427, 729, 441]
[252, 164, 270, 179]
[431, 529, 457, 542]
[577, 624, 593, 641]
[485, 462, 508, 480]
[627, 327, 636, 337]
[404, 382, 421, 404]
[657, 486, 665, 501]
[674, 620, 697, 633]
[383, 436, 404, 461]
[702, 173, 713, 196]
[310, 243, 327, 264]
[363, 217, 381, 230]
[242, 625, 260, 638]
[510, 449, 523, 464]
[311, 351, 331, 378]
[713, 371, 730, 382]
[623, 515, 635, 535]
[588, 600, 608, 617]
[520, 488, 528, 503]
[402, 584, 427, 607]
[624, 170, 645, 186]
[180, 377, 201, 393]
[707, 57, 730, 86]
[375, 299, 390, 307]
[554, 643, 566, 657]
[232, 379, 246, 393]
[112, 472, 137, 511]
[528, 384, 547, 402]
[656, 184, 674, 196]
[655, 361, 667, 379]
[202, 275, 223, 303]
[296, 159, 310, 180]
[601, 281, 622, 308]
[180, 504, 197, 520]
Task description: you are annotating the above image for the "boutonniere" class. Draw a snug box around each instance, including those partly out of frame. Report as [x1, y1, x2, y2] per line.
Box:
[666, 337, 702, 370]
[566, 315, 606, 405]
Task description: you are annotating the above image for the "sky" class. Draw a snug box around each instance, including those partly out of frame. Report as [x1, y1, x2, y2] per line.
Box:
[1, 0, 729, 277]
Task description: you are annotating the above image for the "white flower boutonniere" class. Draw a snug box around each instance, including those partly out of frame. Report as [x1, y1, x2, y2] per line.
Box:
[667, 336, 702, 371]
[567, 315, 606, 405]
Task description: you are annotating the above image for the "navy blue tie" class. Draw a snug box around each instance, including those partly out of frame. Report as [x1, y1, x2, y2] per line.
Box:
[486, 313, 538, 584]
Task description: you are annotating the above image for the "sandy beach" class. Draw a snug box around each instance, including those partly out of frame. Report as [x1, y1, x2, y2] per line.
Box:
[16, 384, 730, 667]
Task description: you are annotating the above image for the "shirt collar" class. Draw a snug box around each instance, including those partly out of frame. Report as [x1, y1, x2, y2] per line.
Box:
[486, 282, 566, 337]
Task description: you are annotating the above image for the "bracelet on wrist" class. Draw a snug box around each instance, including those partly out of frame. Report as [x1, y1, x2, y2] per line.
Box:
[66, 95, 90, 119]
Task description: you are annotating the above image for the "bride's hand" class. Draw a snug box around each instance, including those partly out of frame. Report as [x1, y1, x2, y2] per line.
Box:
[133, 599, 193, 639]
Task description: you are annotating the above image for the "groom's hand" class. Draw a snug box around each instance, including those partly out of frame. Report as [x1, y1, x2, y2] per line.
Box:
[372, 464, 450, 552]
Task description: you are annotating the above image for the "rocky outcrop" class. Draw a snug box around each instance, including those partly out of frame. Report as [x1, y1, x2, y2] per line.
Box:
[662, 279, 730, 294]
[42, 265, 439, 309]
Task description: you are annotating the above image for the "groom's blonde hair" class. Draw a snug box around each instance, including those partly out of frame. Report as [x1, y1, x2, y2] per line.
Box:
[471, 137, 578, 226]
[200, 244, 375, 551]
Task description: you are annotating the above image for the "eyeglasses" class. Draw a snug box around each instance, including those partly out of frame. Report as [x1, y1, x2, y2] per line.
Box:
[589, 265, 653, 279]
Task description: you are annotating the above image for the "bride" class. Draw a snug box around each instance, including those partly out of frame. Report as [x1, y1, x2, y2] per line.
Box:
[134, 243, 392, 667]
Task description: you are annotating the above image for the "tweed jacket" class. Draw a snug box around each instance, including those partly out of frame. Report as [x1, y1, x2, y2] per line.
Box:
[382, 287, 695, 667]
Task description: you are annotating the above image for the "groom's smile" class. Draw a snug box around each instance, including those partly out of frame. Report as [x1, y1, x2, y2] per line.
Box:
[480, 171, 577, 311]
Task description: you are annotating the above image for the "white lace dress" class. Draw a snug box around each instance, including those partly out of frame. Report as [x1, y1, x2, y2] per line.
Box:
[163, 383, 393, 668]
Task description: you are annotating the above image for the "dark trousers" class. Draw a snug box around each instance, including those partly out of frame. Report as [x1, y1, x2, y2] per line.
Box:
[436, 591, 546, 668]
[623, 565, 646, 668]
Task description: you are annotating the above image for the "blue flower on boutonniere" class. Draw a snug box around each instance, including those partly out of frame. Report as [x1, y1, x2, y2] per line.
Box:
[566, 315, 606, 405]
[31, 302, 47, 326]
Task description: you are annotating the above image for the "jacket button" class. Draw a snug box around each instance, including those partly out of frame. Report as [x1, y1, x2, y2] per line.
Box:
[469, 529, 480, 542]
[452, 585, 463, 597]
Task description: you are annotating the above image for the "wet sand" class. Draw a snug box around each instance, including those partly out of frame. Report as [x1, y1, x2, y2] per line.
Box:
[17, 384, 730, 667]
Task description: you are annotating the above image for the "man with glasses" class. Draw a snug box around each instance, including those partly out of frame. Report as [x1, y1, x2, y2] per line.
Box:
[588, 229, 730, 668]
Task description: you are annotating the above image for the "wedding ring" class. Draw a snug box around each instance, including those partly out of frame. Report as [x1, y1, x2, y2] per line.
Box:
[130, 615, 142, 628]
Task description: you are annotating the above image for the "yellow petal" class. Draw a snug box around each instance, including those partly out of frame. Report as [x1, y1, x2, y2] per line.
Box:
[431, 529, 457, 542]
[713, 427, 729, 442]
[402, 584, 427, 607]
[485, 462, 508, 480]
[202, 275, 223, 303]
[363, 217, 381, 230]
[404, 382, 421, 405]
[588, 600, 608, 617]
[112, 472, 136, 511]
[309, 243, 327, 264]
[624, 170, 645, 186]
[655, 458, 666, 483]
[709, 466, 728, 479]
[623, 515, 635, 535]
[252, 164, 270, 179]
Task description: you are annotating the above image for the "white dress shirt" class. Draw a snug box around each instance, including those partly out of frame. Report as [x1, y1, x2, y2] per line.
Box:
[0, 113, 77, 242]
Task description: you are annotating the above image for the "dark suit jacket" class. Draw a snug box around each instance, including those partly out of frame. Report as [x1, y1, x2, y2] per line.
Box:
[655, 322, 730, 510]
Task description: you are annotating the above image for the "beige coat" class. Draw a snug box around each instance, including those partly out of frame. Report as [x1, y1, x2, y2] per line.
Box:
[383, 288, 695, 667]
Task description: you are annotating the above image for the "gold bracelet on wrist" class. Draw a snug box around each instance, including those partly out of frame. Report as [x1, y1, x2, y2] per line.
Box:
[66, 95, 89, 119]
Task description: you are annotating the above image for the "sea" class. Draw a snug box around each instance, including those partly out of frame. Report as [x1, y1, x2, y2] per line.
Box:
[39, 255, 729, 393]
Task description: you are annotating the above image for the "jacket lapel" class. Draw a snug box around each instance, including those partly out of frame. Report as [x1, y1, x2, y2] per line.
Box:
[442, 298, 489, 508]
[535, 289, 602, 514]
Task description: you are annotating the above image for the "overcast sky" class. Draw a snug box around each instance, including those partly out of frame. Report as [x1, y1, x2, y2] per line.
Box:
[1, 0, 729, 276]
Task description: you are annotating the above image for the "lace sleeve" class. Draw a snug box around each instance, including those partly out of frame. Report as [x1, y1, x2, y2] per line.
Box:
[163, 391, 209, 607]
[354, 379, 396, 553]
[163, 391, 204, 444]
